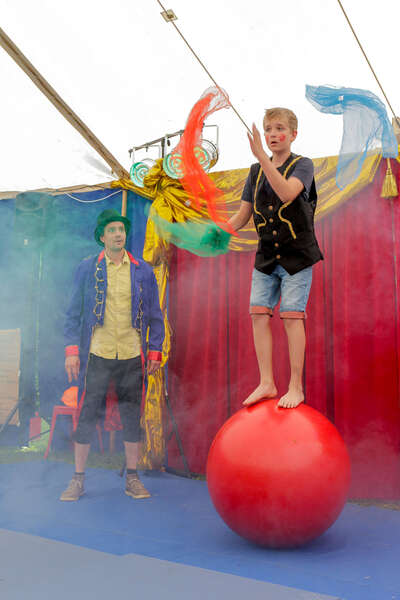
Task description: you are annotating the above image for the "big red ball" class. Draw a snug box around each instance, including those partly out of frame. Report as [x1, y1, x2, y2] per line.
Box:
[206, 400, 351, 548]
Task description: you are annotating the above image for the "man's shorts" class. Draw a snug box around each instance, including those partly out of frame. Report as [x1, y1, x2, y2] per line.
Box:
[249, 264, 312, 319]
[74, 354, 143, 444]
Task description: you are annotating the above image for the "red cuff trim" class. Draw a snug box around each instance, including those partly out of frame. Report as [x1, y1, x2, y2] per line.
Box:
[250, 306, 273, 316]
[148, 351, 162, 362]
[280, 311, 306, 320]
[65, 345, 79, 357]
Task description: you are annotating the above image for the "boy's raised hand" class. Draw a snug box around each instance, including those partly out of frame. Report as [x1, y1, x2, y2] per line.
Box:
[247, 123, 267, 162]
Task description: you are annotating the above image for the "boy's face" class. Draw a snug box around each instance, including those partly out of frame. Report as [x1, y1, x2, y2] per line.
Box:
[263, 117, 297, 153]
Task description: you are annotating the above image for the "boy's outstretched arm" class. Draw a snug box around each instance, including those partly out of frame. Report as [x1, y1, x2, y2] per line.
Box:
[228, 201, 253, 232]
[248, 123, 303, 204]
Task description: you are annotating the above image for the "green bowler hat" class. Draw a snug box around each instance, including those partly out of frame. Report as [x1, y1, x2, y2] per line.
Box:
[94, 209, 131, 246]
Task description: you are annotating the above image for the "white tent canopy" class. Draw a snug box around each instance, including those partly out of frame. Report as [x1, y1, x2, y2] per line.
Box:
[1, 0, 399, 191]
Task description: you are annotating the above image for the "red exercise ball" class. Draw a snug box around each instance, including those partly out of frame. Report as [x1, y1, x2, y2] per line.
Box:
[206, 400, 351, 548]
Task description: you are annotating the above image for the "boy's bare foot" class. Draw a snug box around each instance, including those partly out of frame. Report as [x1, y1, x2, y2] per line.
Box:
[243, 383, 278, 406]
[278, 387, 304, 408]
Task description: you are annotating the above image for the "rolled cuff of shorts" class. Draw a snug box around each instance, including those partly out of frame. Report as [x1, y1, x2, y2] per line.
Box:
[72, 428, 93, 444]
[148, 350, 162, 362]
[280, 311, 306, 320]
[250, 306, 273, 316]
[65, 345, 79, 357]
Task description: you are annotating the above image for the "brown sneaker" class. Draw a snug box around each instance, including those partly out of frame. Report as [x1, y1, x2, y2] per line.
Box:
[125, 474, 151, 499]
[60, 475, 85, 501]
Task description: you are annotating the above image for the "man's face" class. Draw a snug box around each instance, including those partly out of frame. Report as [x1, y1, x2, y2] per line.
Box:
[100, 221, 126, 252]
[264, 117, 297, 152]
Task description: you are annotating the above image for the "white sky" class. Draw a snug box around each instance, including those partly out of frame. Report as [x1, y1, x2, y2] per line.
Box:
[1, 0, 399, 191]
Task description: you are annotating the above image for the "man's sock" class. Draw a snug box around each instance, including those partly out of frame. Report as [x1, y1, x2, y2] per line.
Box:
[74, 472, 85, 478]
[126, 468, 137, 476]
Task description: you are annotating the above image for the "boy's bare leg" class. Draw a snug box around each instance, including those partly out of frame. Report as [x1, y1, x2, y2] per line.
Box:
[279, 318, 305, 408]
[243, 314, 277, 406]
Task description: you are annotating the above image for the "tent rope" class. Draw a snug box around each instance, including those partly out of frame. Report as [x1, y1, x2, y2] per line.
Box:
[65, 190, 121, 203]
[336, 0, 400, 128]
[155, 0, 251, 133]
[0, 27, 130, 180]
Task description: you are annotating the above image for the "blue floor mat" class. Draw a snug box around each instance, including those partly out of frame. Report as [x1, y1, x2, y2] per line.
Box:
[0, 529, 339, 600]
[0, 461, 399, 600]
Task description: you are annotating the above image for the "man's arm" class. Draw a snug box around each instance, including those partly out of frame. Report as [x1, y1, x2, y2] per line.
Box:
[64, 262, 85, 382]
[146, 269, 165, 375]
[65, 354, 80, 383]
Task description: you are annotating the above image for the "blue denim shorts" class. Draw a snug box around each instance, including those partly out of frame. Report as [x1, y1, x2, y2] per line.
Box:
[249, 265, 312, 318]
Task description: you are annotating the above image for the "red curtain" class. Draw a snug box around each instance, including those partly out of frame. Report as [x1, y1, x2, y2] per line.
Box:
[167, 160, 400, 498]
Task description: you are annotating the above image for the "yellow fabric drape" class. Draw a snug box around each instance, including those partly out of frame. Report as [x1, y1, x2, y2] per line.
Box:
[138, 159, 229, 468]
[138, 259, 171, 469]
[143, 159, 211, 235]
[313, 152, 382, 218]
[140, 159, 212, 468]
[111, 177, 155, 199]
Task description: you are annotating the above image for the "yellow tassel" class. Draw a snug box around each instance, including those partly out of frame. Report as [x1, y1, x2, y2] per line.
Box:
[381, 158, 398, 198]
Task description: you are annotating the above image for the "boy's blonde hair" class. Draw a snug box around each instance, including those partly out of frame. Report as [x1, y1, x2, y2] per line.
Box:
[263, 108, 298, 132]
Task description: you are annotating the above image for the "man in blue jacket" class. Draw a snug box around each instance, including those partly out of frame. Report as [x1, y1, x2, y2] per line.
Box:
[60, 209, 164, 501]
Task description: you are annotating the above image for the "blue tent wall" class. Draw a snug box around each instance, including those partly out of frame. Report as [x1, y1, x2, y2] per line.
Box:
[0, 198, 24, 331]
[0, 188, 151, 443]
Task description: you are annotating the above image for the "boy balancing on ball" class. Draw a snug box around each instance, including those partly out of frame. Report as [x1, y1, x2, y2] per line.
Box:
[229, 108, 323, 408]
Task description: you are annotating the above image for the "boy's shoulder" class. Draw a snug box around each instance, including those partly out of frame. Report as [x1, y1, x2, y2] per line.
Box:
[246, 155, 314, 186]
[286, 155, 314, 178]
[249, 155, 313, 169]
[290, 154, 313, 167]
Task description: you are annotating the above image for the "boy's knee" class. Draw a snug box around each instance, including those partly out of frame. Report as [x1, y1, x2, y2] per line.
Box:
[281, 313, 306, 331]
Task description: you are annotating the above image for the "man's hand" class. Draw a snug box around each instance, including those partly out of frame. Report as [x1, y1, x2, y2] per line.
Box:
[247, 123, 268, 162]
[65, 355, 80, 382]
[147, 360, 161, 375]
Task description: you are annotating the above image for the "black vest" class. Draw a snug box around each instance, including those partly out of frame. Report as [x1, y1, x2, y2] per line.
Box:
[250, 154, 323, 275]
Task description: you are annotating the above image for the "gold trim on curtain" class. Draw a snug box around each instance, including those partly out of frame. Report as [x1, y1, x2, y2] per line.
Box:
[313, 153, 382, 218]
[209, 151, 383, 251]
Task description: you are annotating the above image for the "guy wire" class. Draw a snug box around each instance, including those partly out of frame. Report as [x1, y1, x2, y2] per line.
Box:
[337, 0, 400, 128]
[155, 0, 251, 134]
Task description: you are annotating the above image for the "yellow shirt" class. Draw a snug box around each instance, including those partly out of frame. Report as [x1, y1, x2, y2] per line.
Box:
[90, 250, 141, 359]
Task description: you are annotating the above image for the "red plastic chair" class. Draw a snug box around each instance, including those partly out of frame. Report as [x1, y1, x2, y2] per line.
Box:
[44, 390, 103, 459]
